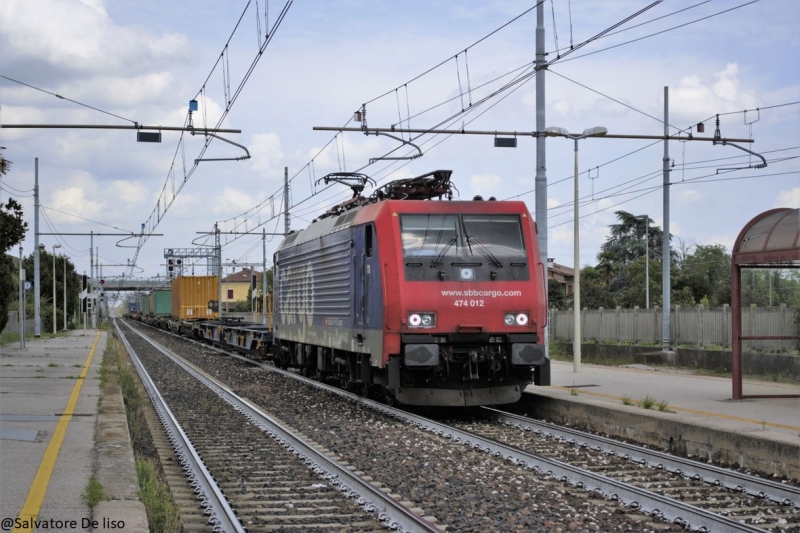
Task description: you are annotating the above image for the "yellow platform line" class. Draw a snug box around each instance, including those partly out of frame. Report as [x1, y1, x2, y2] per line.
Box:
[13, 332, 102, 533]
[554, 386, 800, 432]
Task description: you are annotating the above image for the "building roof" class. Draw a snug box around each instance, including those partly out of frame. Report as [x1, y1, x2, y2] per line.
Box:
[548, 261, 574, 277]
[221, 267, 264, 283]
[733, 208, 799, 265]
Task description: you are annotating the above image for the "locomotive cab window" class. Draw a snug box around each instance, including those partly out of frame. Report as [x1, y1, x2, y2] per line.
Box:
[462, 215, 526, 257]
[400, 214, 461, 257]
[365, 224, 374, 258]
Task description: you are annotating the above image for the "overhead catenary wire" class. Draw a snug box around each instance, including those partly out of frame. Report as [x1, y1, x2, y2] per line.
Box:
[0, 75, 138, 125]
[202, 1, 792, 261]
[554, 1, 758, 65]
[220, 1, 665, 244]
[127, 0, 293, 273]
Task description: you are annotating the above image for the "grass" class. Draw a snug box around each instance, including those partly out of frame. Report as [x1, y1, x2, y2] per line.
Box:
[570, 386, 579, 396]
[638, 395, 657, 410]
[98, 336, 114, 387]
[48, 362, 60, 367]
[655, 399, 671, 412]
[110, 334, 179, 530]
[136, 458, 182, 533]
[621, 395, 634, 406]
[0, 331, 68, 346]
[547, 340, 570, 362]
[82, 476, 108, 507]
[200, 397, 221, 415]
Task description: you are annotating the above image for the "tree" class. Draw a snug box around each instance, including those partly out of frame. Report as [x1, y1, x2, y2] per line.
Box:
[596, 211, 671, 303]
[578, 265, 616, 310]
[0, 148, 28, 331]
[0, 148, 26, 253]
[21, 251, 81, 332]
[547, 279, 567, 310]
[678, 244, 731, 307]
[616, 256, 662, 309]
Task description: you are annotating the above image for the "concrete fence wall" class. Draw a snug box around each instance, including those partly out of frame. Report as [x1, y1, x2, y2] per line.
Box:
[3, 311, 35, 336]
[550, 305, 798, 352]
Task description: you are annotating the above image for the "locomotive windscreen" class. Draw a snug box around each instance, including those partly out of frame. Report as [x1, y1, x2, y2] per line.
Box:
[462, 215, 526, 257]
[400, 214, 525, 258]
[400, 214, 462, 257]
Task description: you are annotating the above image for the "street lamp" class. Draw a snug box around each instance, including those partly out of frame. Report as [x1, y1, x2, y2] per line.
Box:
[636, 215, 650, 309]
[545, 126, 608, 373]
[52, 244, 61, 334]
[63, 253, 67, 331]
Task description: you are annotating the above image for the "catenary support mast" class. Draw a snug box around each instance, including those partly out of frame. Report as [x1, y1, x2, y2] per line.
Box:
[535, 1, 549, 358]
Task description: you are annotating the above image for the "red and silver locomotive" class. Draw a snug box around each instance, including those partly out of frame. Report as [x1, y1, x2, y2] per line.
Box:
[273, 170, 550, 406]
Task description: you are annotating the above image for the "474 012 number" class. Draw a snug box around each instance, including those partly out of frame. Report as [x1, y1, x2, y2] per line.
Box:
[453, 299, 484, 307]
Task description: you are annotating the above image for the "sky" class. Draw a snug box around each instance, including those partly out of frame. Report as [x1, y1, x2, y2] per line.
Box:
[1, 0, 798, 290]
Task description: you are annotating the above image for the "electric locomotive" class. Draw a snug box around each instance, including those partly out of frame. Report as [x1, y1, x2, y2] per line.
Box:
[273, 170, 549, 407]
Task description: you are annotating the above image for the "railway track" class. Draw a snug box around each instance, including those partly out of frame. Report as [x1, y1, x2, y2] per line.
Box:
[116, 320, 441, 532]
[121, 319, 800, 532]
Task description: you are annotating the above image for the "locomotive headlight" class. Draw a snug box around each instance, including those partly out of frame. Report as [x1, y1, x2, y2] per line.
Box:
[408, 312, 436, 328]
[504, 312, 529, 326]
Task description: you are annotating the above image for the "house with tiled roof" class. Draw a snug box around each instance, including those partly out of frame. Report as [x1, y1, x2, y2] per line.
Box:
[221, 267, 264, 311]
[547, 259, 575, 295]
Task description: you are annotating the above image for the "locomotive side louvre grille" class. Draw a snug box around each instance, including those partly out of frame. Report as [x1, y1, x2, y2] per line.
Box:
[277, 208, 361, 251]
[333, 210, 359, 228]
[277, 237, 352, 320]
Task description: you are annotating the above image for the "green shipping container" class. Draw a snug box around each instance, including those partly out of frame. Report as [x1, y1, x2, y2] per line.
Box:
[140, 294, 152, 315]
[150, 289, 172, 316]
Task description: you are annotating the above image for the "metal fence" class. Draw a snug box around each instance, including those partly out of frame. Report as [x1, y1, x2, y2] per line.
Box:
[2, 311, 35, 336]
[549, 305, 798, 352]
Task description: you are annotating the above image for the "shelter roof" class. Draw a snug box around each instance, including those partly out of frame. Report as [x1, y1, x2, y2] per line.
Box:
[732, 208, 799, 265]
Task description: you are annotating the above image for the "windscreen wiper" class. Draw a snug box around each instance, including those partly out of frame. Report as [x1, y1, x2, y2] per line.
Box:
[467, 236, 503, 268]
[430, 235, 457, 268]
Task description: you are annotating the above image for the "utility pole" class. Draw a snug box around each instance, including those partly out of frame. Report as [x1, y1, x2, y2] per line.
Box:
[535, 0, 548, 358]
[662, 87, 671, 350]
[262, 228, 267, 325]
[19, 245, 25, 349]
[34, 158, 41, 337]
[216, 223, 222, 317]
[284, 167, 290, 236]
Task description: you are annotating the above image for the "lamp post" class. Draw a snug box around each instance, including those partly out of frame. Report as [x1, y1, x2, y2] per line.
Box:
[63, 255, 67, 330]
[52, 244, 61, 334]
[636, 215, 650, 309]
[545, 126, 608, 372]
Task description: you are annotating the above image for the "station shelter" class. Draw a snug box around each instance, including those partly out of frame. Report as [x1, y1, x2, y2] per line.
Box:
[731, 208, 799, 399]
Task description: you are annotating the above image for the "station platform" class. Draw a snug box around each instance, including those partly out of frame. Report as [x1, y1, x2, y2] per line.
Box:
[0, 330, 147, 532]
[524, 360, 800, 479]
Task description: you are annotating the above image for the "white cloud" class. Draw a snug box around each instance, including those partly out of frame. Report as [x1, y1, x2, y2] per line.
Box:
[107, 180, 149, 206]
[676, 188, 701, 203]
[49, 186, 106, 222]
[672, 62, 760, 125]
[774, 186, 800, 208]
[249, 133, 284, 175]
[469, 174, 502, 195]
[0, 0, 189, 76]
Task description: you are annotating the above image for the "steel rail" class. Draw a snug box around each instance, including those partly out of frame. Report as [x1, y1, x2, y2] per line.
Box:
[482, 407, 800, 507]
[123, 323, 442, 533]
[129, 322, 774, 532]
[114, 320, 245, 533]
[204, 345, 764, 533]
